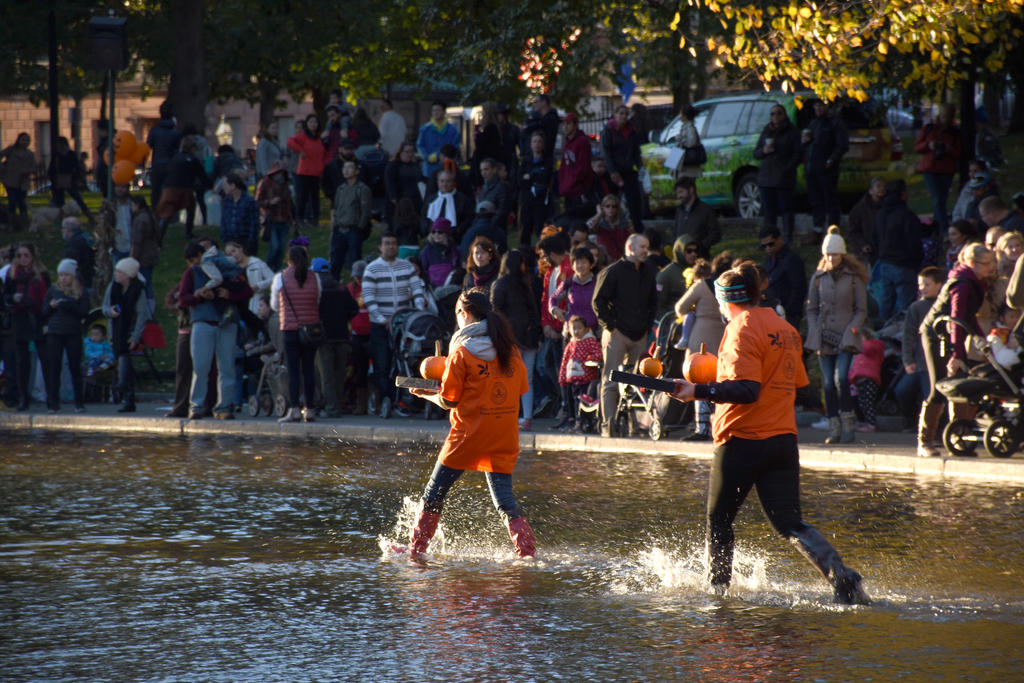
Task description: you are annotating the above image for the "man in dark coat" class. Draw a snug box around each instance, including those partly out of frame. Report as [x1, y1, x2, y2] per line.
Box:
[846, 177, 886, 264]
[803, 100, 849, 241]
[871, 179, 924, 322]
[600, 105, 645, 231]
[61, 217, 96, 291]
[753, 104, 802, 244]
[672, 177, 719, 259]
[760, 226, 807, 329]
[592, 233, 658, 437]
[146, 100, 182, 208]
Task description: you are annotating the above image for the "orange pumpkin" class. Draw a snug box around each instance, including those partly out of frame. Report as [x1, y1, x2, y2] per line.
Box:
[419, 340, 446, 380]
[683, 342, 717, 383]
[638, 357, 663, 378]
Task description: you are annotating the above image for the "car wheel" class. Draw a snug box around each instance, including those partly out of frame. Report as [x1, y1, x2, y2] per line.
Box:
[735, 173, 762, 219]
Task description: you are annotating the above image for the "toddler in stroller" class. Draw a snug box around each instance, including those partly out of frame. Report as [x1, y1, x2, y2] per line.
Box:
[557, 315, 602, 433]
[934, 309, 1024, 458]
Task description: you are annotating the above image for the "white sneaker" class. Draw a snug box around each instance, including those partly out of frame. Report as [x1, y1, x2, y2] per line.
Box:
[811, 417, 830, 430]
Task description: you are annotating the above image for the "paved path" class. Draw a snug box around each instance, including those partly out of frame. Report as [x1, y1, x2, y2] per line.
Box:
[6, 400, 1024, 484]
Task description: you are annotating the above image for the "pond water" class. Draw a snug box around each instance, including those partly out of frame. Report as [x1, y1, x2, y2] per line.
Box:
[2, 432, 1023, 681]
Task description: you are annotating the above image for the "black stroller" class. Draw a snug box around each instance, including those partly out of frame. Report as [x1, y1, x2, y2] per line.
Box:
[612, 312, 694, 441]
[389, 308, 449, 418]
[932, 316, 1023, 458]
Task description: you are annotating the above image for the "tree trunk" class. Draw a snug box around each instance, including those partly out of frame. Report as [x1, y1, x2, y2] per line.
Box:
[167, 0, 207, 130]
[1009, 68, 1024, 134]
[258, 81, 278, 127]
[958, 79, 976, 190]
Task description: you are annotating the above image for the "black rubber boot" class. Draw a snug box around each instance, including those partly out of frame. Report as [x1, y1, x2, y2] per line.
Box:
[790, 526, 871, 605]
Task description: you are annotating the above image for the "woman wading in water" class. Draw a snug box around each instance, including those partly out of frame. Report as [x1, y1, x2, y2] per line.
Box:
[671, 261, 870, 604]
[400, 288, 535, 558]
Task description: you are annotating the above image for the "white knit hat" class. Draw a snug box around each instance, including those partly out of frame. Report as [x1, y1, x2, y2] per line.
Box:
[57, 258, 78, 276]
[115, 257, 140, 279]
[821, 226, 847, 255]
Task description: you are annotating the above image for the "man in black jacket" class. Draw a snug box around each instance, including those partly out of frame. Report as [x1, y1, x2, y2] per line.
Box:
[592, 232, 658, 436]
[872, 179, 923, 322]
[61, 217, 96, 293]
[146, 100, 181, 209]
[760, 226, 807, 329]
[311, 258, 359, 417]
[672, 177, 720, 259]
[600, 106, 645, 231]
[803, 100, 849, 242]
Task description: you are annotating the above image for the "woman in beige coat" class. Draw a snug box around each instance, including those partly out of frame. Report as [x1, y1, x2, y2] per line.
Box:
[806, 226, 868, 443]
[674, 251, 732, 440]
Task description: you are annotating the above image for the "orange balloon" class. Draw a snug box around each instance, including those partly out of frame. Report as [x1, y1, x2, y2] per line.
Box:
[639, 357, 663, 378]
[131, 141, 151, 165]
[683, 342, 718, 383]
[112, 159, 135, 185]
[113, 130, 136, 161]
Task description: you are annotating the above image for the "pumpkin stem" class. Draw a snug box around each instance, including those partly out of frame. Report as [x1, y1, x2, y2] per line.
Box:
[699, 342, 706, 354]
[435, 340, 442, 356]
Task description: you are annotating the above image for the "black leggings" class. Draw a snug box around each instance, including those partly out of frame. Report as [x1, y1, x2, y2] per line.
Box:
[706, 434, 809, 586]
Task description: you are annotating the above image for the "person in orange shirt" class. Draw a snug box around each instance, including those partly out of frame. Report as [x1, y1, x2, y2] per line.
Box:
[670, 261, 870, 605]
[403, 288, 535, 558]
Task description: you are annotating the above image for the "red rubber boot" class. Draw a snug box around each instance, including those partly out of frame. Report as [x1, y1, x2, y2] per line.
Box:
[409, 509, 441, 555]
[505, 516, 536, 558]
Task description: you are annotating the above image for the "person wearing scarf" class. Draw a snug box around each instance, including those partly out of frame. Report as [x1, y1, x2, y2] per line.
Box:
[399, 289, 535, 559]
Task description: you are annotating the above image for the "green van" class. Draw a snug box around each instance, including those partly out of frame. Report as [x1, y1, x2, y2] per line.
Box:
[640, 91, 909, 217]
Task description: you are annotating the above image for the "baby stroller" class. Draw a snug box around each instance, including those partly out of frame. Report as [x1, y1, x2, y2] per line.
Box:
[614, 311, 694, 441]
[247, 351, 290, 417]
[390, 307, 449, 417]
[932, 316, 1023, 458]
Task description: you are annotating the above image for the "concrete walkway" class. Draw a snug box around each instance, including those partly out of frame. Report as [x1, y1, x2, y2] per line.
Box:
[4, 401, 1024, 484]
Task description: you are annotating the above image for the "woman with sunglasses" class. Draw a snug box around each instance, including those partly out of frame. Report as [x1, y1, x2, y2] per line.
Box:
[3, 243, 49, 410]
[587, 193, 633, 261]
[400, 288, 535, 558]
[670, 260, 869, 605]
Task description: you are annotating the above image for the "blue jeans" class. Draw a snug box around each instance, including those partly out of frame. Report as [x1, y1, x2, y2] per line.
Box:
[818, 351, 854, 417]
[421, 461, 523, 519]
[519, 347, 538, 420]
[872, 261, 917, 323]
[369, 322, 392, 404]
[265, 221, 290, 272]
[894, 370, 930, 424]
[922, 172, 954, 233]
[330, 227, 363, 279]
[189, 321, 237, 413]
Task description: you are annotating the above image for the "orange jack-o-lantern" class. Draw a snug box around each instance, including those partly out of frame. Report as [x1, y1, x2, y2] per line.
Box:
[683, 342, 717, 383]
[638, 357, 663, 378]
[419, 340, 446, 380]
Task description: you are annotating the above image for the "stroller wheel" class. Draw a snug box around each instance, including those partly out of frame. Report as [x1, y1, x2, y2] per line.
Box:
[649, 416, 663, 441]
[247, 395, 261, 418]
[943, 418, 980, 456]
[261, 392, 274, 416]
[983, 419, 1018, 458]
[274, 395, 288, 418]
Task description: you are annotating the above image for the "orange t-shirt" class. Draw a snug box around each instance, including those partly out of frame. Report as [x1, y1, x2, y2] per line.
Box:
[438, 345, 528, 474]
[711, 307, 809, 446]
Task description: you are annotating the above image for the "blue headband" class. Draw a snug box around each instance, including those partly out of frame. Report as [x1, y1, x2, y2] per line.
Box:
[714, 281, 751, 304]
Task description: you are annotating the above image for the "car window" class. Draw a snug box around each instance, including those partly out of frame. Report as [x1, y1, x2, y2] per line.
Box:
[746, 101, 774, 134]
[704, 102, 747, 138]
[660, 116, 682, 145]
[693, 106, 711, 138]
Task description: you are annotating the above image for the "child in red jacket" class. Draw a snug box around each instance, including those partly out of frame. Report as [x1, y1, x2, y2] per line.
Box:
[558, 315, 602, 433]
[848, 333, 885, 432]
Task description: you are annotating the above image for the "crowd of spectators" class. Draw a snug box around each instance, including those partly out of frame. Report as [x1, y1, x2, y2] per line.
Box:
[1, 97, 1021, 448]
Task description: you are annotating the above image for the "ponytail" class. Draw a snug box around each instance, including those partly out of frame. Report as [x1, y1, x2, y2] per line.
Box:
[460, 287, 518, 372]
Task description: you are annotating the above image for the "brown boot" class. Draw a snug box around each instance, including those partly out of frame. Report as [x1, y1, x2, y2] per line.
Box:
[917, 402, 943, 457]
